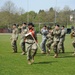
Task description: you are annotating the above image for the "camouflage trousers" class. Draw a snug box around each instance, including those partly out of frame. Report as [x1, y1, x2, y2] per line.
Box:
[72, 41, 75, 53]
[11, 40, 17, 52]
[58, 41, 65, 53]
[46, 40, 53, 51]
[20, 39, 25, 52]
[52, 41, 59, 54]
[26, 41, 37, 60]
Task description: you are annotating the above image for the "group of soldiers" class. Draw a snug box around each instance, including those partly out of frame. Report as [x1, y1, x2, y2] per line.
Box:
[10, 23, 37, 65]
[10, 23, 75, 65]
[40, 25, 66, 58]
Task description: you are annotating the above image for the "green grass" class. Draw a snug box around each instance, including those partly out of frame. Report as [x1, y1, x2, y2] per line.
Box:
[0, 34, 75, 75]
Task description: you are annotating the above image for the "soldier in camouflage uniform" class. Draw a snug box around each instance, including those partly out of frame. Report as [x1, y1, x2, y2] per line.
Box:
[25, 23, 38, 65]
[71, 29, 75, 55]
[46, 29, 54, 54]
[10, 24, 18, 53]
[58, 26, 66, 53]
[52, 25, 61, 58]
[20, 23, 28, 55]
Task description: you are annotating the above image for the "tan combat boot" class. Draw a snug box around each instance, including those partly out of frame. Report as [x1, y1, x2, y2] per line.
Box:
[54, 53, 58, 58]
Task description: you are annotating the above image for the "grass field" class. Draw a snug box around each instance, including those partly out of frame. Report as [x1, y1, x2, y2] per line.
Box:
[0, 33, 75, 75]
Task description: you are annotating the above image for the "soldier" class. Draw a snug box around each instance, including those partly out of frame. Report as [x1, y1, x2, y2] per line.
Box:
[10, 24, 18, 53]
[25, 23, 38, 65]
[46, 28, 54, 54]
[52, 25, 61, 58]
[20, 23, 28, 55]
[71, 28, 75, 55]
[58, 26, 66, 53]
[40, 25, 48, 54]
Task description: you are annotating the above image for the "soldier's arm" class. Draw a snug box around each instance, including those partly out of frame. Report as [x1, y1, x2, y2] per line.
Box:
[56, 30, 61, 35]
[60, 30, 65, 38]
[40, 28, 43, 35]
[46, 34, 49, 38]
[72, 32, 75, 37]
[16, 29, 19, 40]
[71, 31, 75, 37]
[10, 30, 13, 40]
[34, 32, 38, 42]
[53, 30, 56, 35]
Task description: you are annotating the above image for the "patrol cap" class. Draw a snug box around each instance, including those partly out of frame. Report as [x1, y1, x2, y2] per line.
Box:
[28, 23, 34, 27]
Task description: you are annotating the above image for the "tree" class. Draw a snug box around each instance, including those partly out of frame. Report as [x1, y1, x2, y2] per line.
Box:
[0, 0, 23, 27]
[36, 10, 47, 23]
[1, 0, 16, 14]
[57, 6, 71, 26]
[46, 7, 55, 22]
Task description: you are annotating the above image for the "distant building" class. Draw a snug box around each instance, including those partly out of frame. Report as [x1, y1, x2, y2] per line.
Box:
[70, 10, 75, 24]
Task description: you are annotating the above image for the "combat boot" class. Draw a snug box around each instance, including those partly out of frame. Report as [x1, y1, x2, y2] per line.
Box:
[54, 53, 58, 58]
[21, 52, 25, 55]
[28, 60, 32, 65]
[41, 51, 46, 54]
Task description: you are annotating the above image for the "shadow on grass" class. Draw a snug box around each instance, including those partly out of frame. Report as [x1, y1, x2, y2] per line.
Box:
[34, 61, 57, 65]
[36, 53, 54, 56]
[59, 55, 75, 58]
[58, 52, 75, 58]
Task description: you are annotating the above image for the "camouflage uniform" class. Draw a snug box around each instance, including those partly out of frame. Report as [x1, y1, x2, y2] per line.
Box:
[52, 29, 61, 56]
[25, 33, 37, 60]
[11, 28, 18, 53]
[58, 29, 66, 53]
[20, 26, 28, 54]
[25, 24, 37, 64]
[46, 30, 54, 54]
[71, 30, 75, 54]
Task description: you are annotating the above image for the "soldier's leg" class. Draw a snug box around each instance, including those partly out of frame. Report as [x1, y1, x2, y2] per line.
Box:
[46, 43, 50, 54]
[72, 41, 75, 55]
[11, 40, 14, 52]
[62, 42, 65, 53]
[26, 43, 32, 64]
[20, 40, 25, 55]
[31, 43, 38, 62]
[41, 38, 47, 53]
[52, 42, 58, 58]
[31, 49, 37, 63]
[46, 41, 53, 54]
[15, 41, 17, 52]
[49, 41, 53, 50]
[58, 42, 62, 53]
[46, 42, 50, 50]
[11, 40, 17, 53]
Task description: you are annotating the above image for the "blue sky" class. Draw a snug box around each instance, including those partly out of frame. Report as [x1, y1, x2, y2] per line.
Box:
[0, 0, 75, 12]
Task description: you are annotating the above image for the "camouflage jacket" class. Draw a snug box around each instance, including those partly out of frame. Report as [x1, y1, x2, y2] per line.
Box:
[53, 29, 61, 42]
[60, 29, 66, 42]
[46, 32, 54, 41]
[25, 29, 37, 44]
[11, 28, 18, 41]
[20, 27, 28, 39]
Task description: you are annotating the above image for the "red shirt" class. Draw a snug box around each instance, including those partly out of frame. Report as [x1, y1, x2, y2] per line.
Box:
[29, 29, 35, 37]
[28, 29, 38, 42]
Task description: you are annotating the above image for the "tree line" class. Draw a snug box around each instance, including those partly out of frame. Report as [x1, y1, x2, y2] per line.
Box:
[0, 1, 75, 29]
